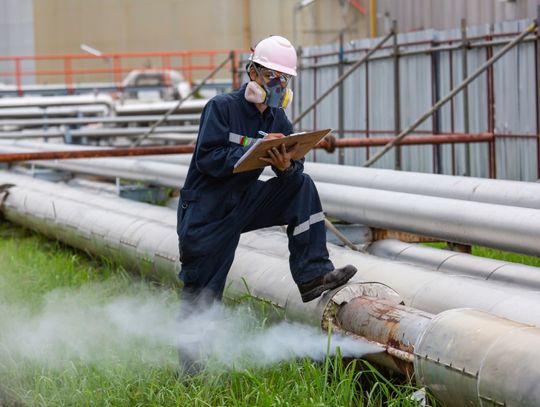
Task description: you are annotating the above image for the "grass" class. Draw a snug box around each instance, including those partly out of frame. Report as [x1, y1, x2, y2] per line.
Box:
[0, 221, 434, 407]
[423, 242, 540, 267]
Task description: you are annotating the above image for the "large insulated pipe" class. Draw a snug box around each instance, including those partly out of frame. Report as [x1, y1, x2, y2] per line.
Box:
[414, 308, 540, 406]
[2, 175, 540, 406]
[0, 146, 195, 162]
[2, 172, 540, 328]
[115, 99, 207, 115]
[4, 140, 540, 211]
[299, 162, 540, 210]
[2, 147, 539, 257]
[0, 94, 113, 110]
[315, 182, 540, 257]
[338, 298, 540, 406]
[368, 239, 540, 290]
[157, 156, 540, 211]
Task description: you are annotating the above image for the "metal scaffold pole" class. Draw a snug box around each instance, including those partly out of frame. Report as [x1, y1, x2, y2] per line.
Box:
[292, 30, 394, 127]
[363, 19, 539, 168]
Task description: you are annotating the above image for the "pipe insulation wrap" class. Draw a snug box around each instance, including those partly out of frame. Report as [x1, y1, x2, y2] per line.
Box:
[315, 181, 540, 257]
[2, 172, 540, 328]
[368, 239, 540, 290]
[414, 308, 540, 407]
[2, 140, 540, 210]
[4, 174, 540, 405]
[135, 154, 540, 211]
[299, 162, 540, 211]
[1, 142, 539, 257]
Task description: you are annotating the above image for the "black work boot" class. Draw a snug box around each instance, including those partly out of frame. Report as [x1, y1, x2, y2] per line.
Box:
[298, 265, 358, 303]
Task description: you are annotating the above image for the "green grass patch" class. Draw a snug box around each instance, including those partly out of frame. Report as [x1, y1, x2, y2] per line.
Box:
[423, 242, 540, 267]
[0, 221, 434, 406]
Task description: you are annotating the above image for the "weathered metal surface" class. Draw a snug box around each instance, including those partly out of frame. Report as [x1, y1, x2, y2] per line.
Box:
[3, 171, 540, 328]
[369, 239, 540, 290]
[296, 18, 538, 180]
[0, 114, 200, 129]
[4, 173, 540, 406]
[337, 296, 433, 375]
[371, 228, 436, 243]
[237, 224, 540, 327]
[316, 181, 540, 257]
[0, 125, 199, 140]
[299, 161, 540, 210]
[316, 133, 493, 150]
[1, 144, 538, 257]
[415, 308, 540, 407]
[0, 145, 195, 162]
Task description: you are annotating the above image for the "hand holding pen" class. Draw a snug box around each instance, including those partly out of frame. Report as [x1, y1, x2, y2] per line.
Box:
[257, 130, 298, 171]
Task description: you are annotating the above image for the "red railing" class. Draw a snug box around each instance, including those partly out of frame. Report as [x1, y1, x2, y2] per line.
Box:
[0, 49, 244, 96]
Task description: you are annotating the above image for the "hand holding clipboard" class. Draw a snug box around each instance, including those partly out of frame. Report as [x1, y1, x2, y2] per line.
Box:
[233, 128, 332, 174]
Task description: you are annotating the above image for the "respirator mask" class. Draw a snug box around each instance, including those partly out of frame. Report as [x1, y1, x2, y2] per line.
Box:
[244, 64, 293, 109]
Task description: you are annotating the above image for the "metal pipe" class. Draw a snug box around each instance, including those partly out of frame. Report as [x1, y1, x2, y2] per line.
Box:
[0, 145, 195, 162]
[414, 309, 540, 406]
[461, 18, 471, 176]
[316, 181, 540, 257]
[338, 32, 345, 165]
[369, 0, 376, 38]
[0, 94, 113, 111]
[536, 6, 540, 180]
[0, 106, 108, 119]
[2, 143, 539, 256]
[320, 133, 494, 148]
[3, 176, 540, 406]
[0, 126, 199, 139]
[292, 30, 394, 126]
[336, 296, 433, 376]
[392, 20, 401, 170]
[297, 34, 539, 71]
[296, 162, 540, 210]
[238, 229, 540, 326]
[368, 239, 540, 290]
[2, 172, 540, 329]
[114, 99, 207, 116]
[0, 114, 200, 129]
[363, 20, 539, 167]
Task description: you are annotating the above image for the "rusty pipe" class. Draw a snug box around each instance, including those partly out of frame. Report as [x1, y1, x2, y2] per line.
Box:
[316, 133, 493, 151]
[0, 133, 493, 161]
[0, 145, 195, 162]
[335, 296, 433, 376]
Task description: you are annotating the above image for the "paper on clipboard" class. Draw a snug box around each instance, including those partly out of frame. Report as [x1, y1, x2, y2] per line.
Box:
[233, 128, 332, 173]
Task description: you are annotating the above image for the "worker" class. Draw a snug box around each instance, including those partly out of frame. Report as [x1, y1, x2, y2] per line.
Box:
[176, 35, 357, 309]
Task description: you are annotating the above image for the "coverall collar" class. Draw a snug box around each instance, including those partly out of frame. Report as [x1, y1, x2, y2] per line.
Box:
[238, 83, 275, 119]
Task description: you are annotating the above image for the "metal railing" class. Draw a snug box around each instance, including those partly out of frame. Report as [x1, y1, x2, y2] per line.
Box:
[0, 49, 243, 96]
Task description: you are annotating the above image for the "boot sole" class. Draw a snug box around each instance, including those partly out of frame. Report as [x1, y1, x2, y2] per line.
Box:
[300, 267, 357, 303]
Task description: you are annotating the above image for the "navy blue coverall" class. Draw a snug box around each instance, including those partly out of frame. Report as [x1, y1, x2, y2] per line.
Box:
[177, 83, 334, 302]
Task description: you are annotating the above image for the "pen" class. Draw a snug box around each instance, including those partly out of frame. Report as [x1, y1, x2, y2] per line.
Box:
[258, 130, 268, 137]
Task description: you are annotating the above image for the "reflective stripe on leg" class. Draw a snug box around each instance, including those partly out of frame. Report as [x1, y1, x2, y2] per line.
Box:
[292, 211, 325, 236]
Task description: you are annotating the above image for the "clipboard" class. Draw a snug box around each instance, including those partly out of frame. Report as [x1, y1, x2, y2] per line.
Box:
[233, 128, 332, 173]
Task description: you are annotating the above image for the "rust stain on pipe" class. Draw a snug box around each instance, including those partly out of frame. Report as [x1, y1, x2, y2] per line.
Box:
[336, 296, 433, 376]
[0, 145, 195, 162]
[315, 133, 494, 152]
[0, 132, 493, 162]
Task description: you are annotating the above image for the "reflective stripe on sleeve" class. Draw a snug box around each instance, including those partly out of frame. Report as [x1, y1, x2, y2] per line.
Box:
[292, 211, 325, 236]
[229, 132, 256, 147]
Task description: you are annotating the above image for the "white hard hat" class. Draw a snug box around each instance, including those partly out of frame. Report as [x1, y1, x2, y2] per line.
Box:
[249, 36, 297, 77]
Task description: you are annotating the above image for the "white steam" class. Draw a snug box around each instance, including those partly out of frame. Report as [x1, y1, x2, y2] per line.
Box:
[0, 282, 380, 370]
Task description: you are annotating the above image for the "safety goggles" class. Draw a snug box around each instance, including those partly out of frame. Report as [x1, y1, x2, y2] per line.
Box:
[255, 64, 292, 86]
